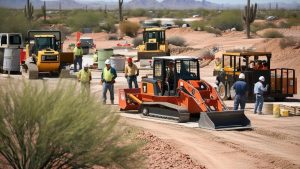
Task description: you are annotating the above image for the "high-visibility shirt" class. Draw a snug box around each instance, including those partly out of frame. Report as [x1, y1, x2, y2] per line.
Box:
[214, 61, 222, 71]
[125, 64, 138, 76]
[93, 54, 98, 63]
[73, 47, 83, 56]
[77, 69, 91, 83]
[103, 67, 114, 82]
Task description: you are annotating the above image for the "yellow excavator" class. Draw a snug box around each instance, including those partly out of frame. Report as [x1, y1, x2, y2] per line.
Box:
[22, 30, 73, 79]
[137, 28, 170, 66]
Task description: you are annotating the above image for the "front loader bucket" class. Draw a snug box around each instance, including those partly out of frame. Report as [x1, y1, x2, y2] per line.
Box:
[198, 110, 251, 130]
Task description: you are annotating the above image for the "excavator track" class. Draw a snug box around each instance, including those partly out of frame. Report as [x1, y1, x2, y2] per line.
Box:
[138, 102, 190, 123]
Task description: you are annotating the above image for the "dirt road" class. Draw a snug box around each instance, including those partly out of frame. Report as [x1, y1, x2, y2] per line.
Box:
[122, 112, 300, 169]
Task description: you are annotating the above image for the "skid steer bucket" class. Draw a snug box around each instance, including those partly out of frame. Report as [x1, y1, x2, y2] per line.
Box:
[198, 110, 251, 130]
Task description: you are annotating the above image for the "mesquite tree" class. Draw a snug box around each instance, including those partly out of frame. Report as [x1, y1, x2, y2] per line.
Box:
[242, 0, 257, 38]
[118, 0, 124, 22]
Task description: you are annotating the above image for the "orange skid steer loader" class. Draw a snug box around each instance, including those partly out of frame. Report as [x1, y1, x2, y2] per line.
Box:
[119, 56, 251, 130]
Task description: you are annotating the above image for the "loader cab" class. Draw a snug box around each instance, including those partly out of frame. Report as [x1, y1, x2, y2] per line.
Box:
[152, 56, 200, 96]
[143, 28, 166, 46]
[31, 35, 58, 55]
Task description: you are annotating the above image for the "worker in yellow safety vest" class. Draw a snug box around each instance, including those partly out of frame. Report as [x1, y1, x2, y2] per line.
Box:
[214, 57, 222, 71]
[101, 59, 117, 104]
[77, 64, 92, 94]
[73, 42, 83, 72]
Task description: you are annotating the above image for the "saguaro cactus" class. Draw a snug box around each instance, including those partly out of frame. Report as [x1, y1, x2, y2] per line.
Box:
[41, 1, 46, 21]
[118, 0, 124, 22]
[24, 0, 34, 21]
[242, 0, 257, 39]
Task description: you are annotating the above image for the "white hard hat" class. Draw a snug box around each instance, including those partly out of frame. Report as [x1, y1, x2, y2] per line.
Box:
[239, 73, 245, 79]
[259, 76, 265, 82]
[105, 59, 111, 65]
[84, 64, 89, 68]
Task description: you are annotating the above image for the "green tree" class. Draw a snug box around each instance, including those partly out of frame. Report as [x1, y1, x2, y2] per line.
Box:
[0, 80, 141, 169]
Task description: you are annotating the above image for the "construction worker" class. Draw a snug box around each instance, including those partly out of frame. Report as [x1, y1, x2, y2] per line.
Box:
[166, 62, 175, 91]
[77, 64, 92, 94]
[73, 42, 83, 72]
[232, 73, 248, 110]
[254, 60, 263, 70]
[262, 61, 268, 70]
[254, 76, 269, 115]
[125, 57, 139, 89]
[101, 59, 117, 104]
[214, 57, 222, 71]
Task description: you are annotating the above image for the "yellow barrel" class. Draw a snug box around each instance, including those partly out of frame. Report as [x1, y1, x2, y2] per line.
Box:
[273, 104, 280, 118]
[280, 109, 289, 117]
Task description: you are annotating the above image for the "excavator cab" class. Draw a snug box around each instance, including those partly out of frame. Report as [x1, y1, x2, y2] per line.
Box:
[119, 56, 251, 130]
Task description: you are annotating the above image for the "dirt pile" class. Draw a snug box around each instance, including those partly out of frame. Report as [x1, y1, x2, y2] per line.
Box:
[137, 131, 206, 169]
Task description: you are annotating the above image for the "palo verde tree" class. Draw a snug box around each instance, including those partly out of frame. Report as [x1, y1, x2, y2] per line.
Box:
[242, 0, 257, 38]
[41, 0, 46, 21]
[24, 0, 34, 21]
[0, 80, 142, 169]
[118, 0, 124, 22]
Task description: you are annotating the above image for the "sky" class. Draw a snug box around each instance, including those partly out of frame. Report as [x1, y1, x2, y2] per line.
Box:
[75, 0, 298, 4]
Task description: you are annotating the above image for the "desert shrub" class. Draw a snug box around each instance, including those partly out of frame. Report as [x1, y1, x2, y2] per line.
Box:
[108, 34, 119, 40]
[66, 10, 117, 32]
[262, 30, 284, 38]
[251, 22, 276, 33]
[284, 18, 300, 27]
[0, 80, 141, 169]
[167, 36, 186, 46]
[0, 8, 40, 37]
[204, 27, 222, 36]
[119, 21, 140, 37]
[132, 37, 143, 47]
[174, 19, 186, 27]
[191, 20, 207, 31]
[210, 10, 243, 31]
[279, 37, 299, 49]
[125, 8, 147, 17]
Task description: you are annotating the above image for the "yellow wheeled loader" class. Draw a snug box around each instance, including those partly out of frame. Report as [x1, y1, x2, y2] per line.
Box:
[22, 30, 74, 79]
[137, 28, 170, 66]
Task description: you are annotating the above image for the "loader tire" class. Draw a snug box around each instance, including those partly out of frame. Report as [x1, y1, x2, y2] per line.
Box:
[219, 82, 229, 100]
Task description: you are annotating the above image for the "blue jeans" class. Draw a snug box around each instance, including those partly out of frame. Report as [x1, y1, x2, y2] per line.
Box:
[254, 94, 264, 114]
[102, 82, 114, 102]
[127, 75, 138, 89]
[233, 94, 246, 110]
[74, 56, 82, 72]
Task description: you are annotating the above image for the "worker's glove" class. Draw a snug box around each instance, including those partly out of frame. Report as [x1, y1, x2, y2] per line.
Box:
[136, 73, 139, 77]
[125, 75, 128, 78]
[112, 80, 116, 83]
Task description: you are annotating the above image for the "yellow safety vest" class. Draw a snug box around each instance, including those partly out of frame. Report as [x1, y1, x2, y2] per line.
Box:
[73, 47, 83, 56]
[77, 69, 91, 83]
[103, 67, 113, 82]
[214, 61, 222, 71]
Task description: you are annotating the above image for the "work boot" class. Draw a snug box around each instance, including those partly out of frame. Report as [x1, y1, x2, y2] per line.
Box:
[111, 100, 114, 105]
